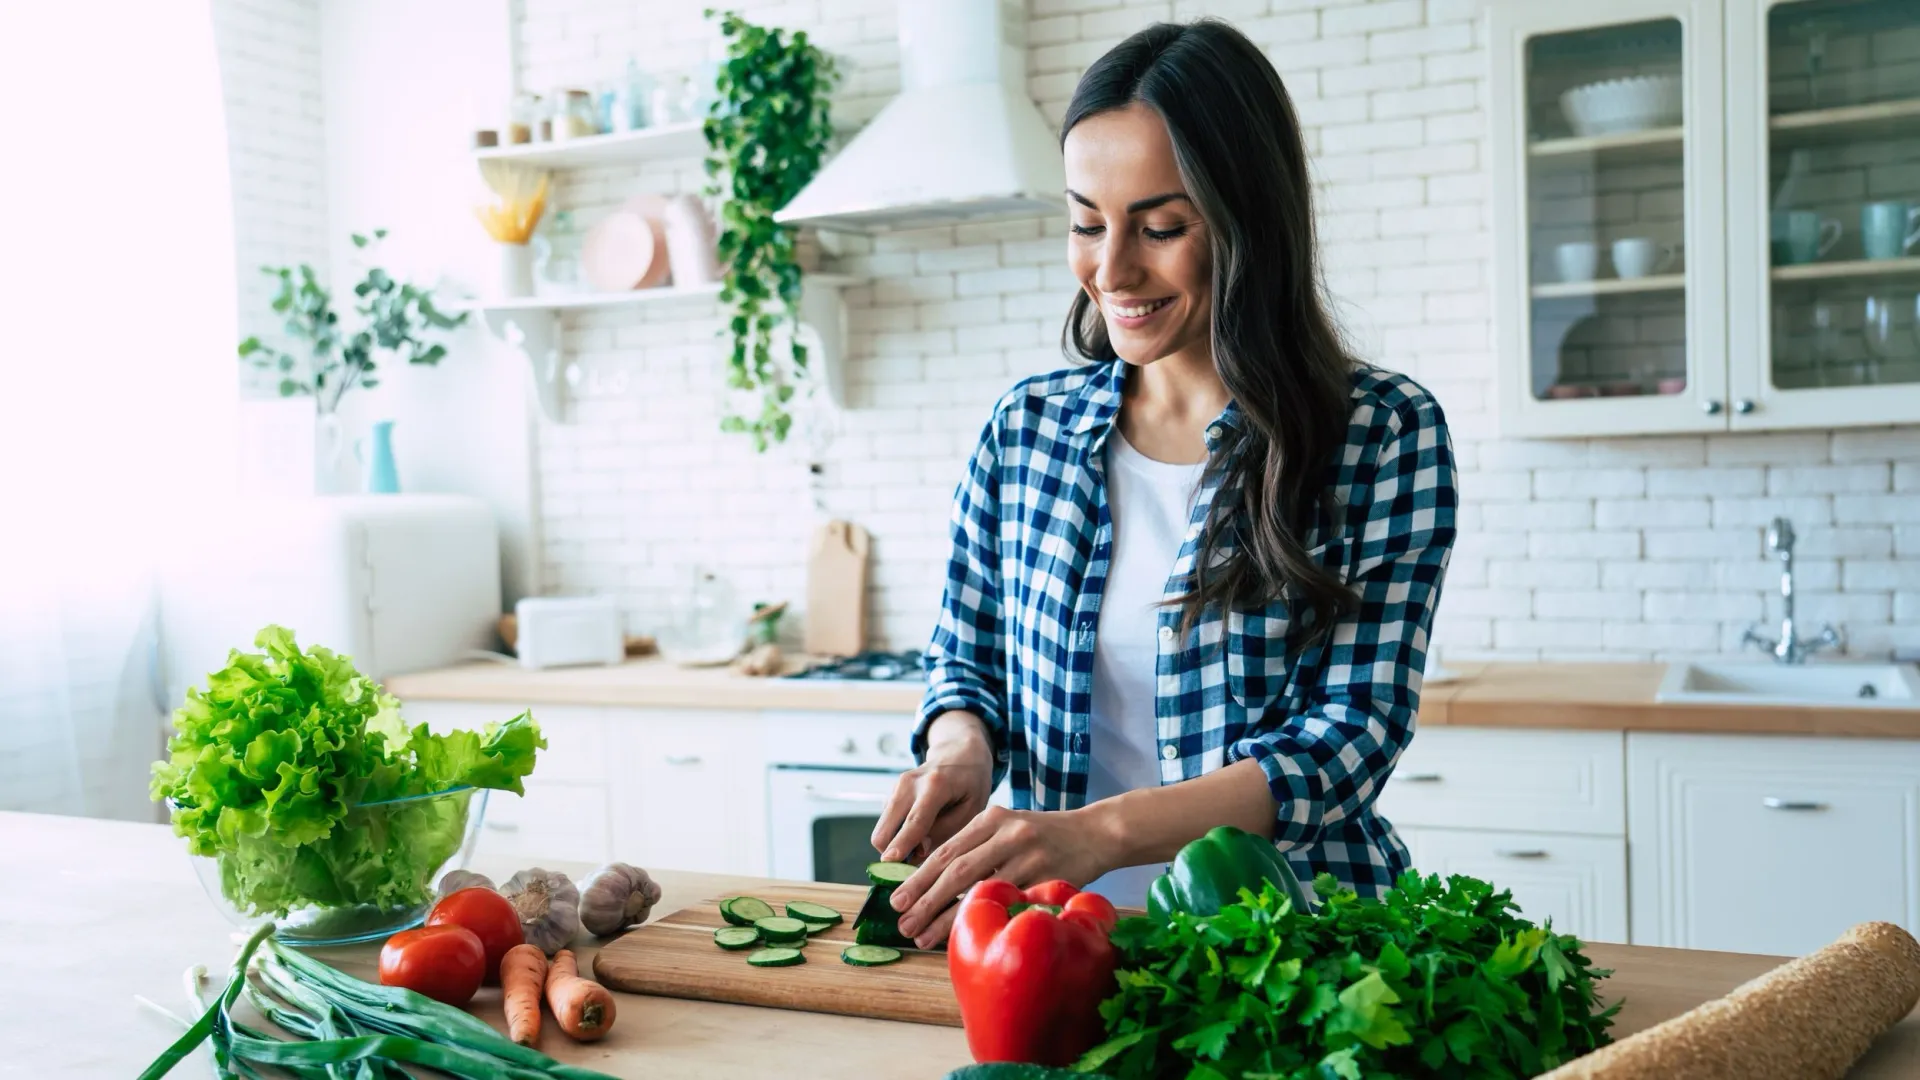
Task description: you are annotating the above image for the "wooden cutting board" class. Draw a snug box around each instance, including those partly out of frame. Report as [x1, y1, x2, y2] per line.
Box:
[592, 881, 962, 1026]
[804, 520, 869, 657]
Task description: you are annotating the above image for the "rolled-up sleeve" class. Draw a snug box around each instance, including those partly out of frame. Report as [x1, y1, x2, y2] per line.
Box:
[914, 415, 1012, 786]
[1229, 397, 1457, 850]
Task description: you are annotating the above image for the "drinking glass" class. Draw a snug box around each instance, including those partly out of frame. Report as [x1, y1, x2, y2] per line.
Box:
[1862, 296, 1897, 385]
[1811, 301, 1842, 386]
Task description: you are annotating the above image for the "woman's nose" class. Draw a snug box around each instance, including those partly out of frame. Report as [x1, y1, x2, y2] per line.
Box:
[1093, 233, 1141, 295]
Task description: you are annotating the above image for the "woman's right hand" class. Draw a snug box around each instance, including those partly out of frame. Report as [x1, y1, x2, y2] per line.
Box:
[870, 712, 995, 864]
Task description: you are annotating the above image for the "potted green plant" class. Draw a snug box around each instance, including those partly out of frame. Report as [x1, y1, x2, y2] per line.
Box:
[702, 9, 839, 451]
[237, 229, 468, 485]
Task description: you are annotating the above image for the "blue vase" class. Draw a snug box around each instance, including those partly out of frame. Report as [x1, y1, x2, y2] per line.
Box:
[358, 420, 401, 494]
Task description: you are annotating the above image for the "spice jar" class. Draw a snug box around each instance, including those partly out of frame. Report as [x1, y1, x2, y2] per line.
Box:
[552, 89, 598, 141]
[508, 92, 539, 144]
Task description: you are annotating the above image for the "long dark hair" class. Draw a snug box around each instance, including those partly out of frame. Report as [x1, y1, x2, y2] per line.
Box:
[1062, 19, 1358, 643]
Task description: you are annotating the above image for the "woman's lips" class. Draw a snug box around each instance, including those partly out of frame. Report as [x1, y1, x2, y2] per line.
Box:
[1105, 296, 1174, 329]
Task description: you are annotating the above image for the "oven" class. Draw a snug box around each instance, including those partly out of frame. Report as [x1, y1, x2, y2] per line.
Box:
[765, 709, 918, 884]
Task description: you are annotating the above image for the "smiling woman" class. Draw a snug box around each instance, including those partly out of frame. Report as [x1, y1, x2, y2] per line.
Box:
[871, 18, 1461, 948]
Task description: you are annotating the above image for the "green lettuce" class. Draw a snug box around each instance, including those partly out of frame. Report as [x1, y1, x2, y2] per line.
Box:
[153, 626, 543, 916]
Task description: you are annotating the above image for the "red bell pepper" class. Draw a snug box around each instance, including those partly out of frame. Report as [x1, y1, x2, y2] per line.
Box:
[948, 879, 1120, 1066]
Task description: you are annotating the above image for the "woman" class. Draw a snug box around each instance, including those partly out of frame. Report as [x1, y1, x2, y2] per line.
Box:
[871, 19, 1457, 949]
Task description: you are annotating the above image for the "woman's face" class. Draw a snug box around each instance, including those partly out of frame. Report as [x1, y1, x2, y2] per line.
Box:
[1063, 102, 1212, 367]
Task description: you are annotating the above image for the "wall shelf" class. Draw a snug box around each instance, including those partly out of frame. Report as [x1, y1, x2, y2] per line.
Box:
[1532, 273, 1687, 299]
[474, 121, 708, 169]
[1770, 97, 1920, 146]
[1771, 256, 1920, 284]
[1529, 126, 1684, 163]
[457, 275, 859, 424]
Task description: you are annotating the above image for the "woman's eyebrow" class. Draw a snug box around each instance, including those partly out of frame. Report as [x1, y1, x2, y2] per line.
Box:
[1066, 190, 1194, 213]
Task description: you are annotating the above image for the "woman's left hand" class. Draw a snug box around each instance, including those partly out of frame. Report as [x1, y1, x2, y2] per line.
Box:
[890, 805, 1114, 948]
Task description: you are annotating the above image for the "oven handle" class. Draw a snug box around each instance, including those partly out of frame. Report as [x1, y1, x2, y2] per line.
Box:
[802, 785, 891, 805]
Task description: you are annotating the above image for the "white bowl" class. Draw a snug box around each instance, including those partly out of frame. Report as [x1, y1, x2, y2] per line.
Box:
[1559, 74, 1681, 137]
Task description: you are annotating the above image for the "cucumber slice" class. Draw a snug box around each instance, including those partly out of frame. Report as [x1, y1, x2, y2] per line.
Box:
[801, 919, 836, 935]
[841, 944, 903, 966]
[865, 861, 916, 886]
[754, 916, 810, 944]
[746, 947, 806, 968]
[721, 896, 776, 926]
[785, 900, 844, 924]
[713, 927, 760, 950]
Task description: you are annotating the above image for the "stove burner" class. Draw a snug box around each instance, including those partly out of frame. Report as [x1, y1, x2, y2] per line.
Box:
[785, 650, 929, 682]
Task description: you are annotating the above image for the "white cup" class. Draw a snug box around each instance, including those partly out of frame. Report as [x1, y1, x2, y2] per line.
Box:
[1556, 241, 1599, 283]
[1612, 237, 1678, 279]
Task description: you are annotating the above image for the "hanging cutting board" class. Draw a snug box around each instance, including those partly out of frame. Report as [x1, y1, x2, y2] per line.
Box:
[805, 520, 869, 657]
[591, 881, 961, 1026]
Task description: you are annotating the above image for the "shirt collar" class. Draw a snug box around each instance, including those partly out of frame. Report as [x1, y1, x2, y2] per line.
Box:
[1067, 359, 1244, 453]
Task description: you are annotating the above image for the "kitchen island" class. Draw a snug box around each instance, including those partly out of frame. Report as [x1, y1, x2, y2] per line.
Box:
[5, 811, 1917, 1078]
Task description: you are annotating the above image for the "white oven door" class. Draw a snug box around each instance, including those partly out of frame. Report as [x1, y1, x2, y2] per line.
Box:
[767, 767, 901, 885]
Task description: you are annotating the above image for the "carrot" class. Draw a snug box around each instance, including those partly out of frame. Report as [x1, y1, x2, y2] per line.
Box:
[500, 943, 548, 1047]
[544, 948, 617, 1042]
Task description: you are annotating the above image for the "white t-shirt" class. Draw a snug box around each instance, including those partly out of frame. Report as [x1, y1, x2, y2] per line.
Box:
[1083, 430, 1206, 909]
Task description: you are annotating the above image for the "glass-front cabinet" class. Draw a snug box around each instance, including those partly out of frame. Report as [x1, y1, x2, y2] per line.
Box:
[1492, 0, 1920, 436]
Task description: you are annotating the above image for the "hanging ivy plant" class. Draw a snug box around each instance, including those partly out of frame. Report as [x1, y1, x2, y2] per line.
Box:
[703, 8, 838, 451]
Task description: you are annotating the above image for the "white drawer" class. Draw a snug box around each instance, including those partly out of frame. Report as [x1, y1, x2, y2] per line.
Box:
[1400, 827, 1629, 943]
[1377, 728, 1626, 836]
[473, 782, 611, 864]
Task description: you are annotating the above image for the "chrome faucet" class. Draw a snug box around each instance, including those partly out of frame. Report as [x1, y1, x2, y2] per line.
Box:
[1742, 517, 1843, 664]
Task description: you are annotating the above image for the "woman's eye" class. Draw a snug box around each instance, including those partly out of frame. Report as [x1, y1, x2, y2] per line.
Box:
[1144, 225, 1189, 242]
[1070, 223, 1105, 237]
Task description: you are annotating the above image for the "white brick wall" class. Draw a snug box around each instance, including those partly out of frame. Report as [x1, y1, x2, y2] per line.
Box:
[515, 0, 1920, 661]
[211, 0, 331, 399]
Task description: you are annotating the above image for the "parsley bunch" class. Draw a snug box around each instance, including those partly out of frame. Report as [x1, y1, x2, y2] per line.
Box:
[1078, 872, 1618, 1080]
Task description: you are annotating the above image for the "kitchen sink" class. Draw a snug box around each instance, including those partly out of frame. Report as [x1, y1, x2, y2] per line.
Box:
[1655, 662, 1920, 708]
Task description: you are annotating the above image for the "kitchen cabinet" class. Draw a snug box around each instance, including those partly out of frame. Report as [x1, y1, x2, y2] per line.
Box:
[1627, 732, 1920, 955]
[404, 701, 617, 865]
[610, 711, 768, 876]
[1398, 827, 1630, 943]
[1381, 729, 1629, 942]
[1490, 0, 1920, 436]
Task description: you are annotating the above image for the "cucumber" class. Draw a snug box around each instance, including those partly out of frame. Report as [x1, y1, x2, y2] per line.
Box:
[852, 884, 914, 948]
[720, 896, 776, 926]
[801, 919, 836, 935]
[841, 944, 902, 966]
[746, 947, 805, 968]
[785, 900, 843, 924]
[713, 927, 760, 951]
[753, 916, 810, 944]
[865, 861, 916, 886]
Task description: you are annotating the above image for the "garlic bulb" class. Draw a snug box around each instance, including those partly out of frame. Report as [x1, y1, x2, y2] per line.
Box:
[578, 863, 663, 937]
[499, 867, 581, 955]
[436, 869, 496, 897]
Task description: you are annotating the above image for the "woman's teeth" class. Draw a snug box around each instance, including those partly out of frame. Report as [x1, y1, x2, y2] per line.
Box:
[1109, 297, 1172, 318]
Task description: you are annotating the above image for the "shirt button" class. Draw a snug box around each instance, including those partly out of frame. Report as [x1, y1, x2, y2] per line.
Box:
[1157, 625, 1175, 643]
[1161, 743, 1179, 761]
[1205, 423, 1224, 441]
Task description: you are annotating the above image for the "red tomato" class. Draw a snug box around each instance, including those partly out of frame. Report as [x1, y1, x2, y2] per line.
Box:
[379, 925, 485, 1005]
[427, 887, 525, 983]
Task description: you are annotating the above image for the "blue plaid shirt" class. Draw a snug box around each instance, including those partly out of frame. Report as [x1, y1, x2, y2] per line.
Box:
[915, 359, 1457, 898]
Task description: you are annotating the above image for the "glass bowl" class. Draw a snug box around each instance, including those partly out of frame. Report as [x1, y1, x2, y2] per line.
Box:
[183, 786, 490, 947]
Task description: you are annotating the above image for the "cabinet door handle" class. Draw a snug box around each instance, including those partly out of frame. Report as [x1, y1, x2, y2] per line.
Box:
[1701, 399, 1723, 415]
[1495, 849, 1548, 859]
[1734, 398, 1756, 415]
[802, 785, 889, 805]
[1762, 797, 1827, 811]
[484, 821, 520, 833]
[1400, 772, 1443, 783]
[663, 754, 702, 766]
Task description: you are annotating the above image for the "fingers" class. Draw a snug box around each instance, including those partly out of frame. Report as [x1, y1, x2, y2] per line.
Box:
[882, 790, 944, 863]
[868, 770, 919, 855]
[912, 903, 962, 951]
[896, 812, 1010, 938]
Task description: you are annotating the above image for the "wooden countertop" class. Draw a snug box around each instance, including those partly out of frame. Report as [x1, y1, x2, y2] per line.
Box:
[386, 658, 1920, 737]
[8, 812, 1916, 1078]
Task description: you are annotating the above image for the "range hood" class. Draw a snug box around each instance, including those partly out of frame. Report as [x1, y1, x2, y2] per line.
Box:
[774, 0, 1065, 232]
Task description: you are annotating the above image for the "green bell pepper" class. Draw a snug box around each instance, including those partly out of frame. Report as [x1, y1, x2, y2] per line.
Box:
[1145, 825, 1314, 920]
